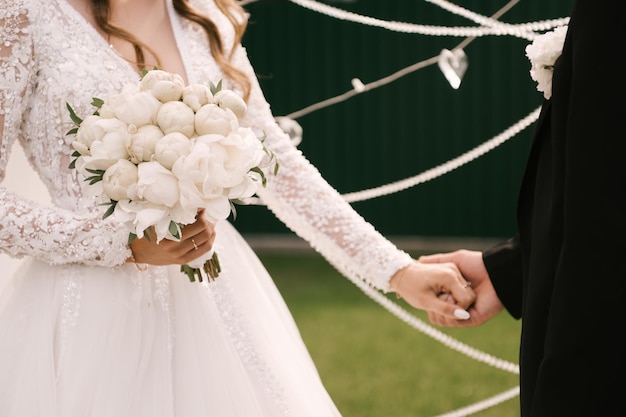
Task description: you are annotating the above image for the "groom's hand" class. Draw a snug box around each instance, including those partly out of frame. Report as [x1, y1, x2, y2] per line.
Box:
[419, 250, 504, 327]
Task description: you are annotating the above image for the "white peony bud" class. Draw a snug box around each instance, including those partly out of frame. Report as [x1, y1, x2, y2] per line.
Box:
[88, 118, 131, 161]
[194, 104, 238, 136]
[182, 84, 214, 112]
[101, 90, 162, 127]
[73, 115, 104, 155]
[102, 159, 139, 202]
[139, 69, 185, 102]
[128, 124, 164, 163]
[157, 101, 195, 137]
[213, 89, 247, 119]
[154, 131, 192, 170]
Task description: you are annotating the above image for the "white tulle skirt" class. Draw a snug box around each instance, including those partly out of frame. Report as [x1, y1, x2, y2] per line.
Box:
[0, 221, 341, 417]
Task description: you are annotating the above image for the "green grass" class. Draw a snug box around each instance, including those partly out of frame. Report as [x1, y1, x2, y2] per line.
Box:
[258, 251, 522, 417]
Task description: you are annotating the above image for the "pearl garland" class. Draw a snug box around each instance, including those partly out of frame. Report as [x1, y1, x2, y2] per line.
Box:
[345, 265, 520, 374]
[288, 0, 569, 40]
[342, 106, 541, 203]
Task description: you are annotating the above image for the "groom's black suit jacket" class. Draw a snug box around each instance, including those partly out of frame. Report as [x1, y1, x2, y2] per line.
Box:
[482, 1, 626, 415]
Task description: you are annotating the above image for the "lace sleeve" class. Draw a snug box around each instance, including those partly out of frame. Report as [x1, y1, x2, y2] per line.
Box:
[0, 2, 131, 267]
[232, 46, 413, 292]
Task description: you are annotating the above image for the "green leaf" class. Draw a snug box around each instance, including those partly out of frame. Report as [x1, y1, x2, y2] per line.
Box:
[68, 150, 81, 168]
[84, 171, 103, 183]
[66, 127, 78, 136]
[85, 168, 106, 175]
[91, 97, 104, 109]
[66, 102, 83, 125]
[249, 166, 268, 187]
[209, 79, 223, 95]
[169, 221, 181, 240]
[180, 264, 198, 282]
[101, 201, 117, 219]
[128, 233, 137, 244]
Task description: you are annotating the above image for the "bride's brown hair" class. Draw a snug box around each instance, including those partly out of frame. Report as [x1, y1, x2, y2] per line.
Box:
[91, 0, 251, 100]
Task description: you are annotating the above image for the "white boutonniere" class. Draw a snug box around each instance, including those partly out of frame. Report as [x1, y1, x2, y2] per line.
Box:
[525, 25, 568, 100]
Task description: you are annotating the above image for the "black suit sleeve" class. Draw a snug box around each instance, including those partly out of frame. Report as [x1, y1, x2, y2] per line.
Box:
[482, 236, 523, 319]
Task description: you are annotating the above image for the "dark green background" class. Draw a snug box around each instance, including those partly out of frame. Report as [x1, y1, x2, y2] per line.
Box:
[234, 0, 574, 239]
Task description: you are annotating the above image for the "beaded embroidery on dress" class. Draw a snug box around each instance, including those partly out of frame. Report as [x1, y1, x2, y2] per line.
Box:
[0, 0, 413, 415]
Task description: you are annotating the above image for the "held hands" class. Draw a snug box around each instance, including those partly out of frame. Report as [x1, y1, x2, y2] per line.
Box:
[419, 250, 505, 328]
[128, 209, 216, 266]
[389, 260, 475, 321]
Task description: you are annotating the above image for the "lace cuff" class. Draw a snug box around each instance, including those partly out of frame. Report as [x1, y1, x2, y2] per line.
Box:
[0, 188, 131, 267]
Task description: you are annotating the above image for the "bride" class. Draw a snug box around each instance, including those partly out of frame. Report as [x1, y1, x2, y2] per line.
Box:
[0, 0, 475, 415]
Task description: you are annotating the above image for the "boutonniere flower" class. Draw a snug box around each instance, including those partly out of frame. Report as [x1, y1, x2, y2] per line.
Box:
[525, 25, 568, 100]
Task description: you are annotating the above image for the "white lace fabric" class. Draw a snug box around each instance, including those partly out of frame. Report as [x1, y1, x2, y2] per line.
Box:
[0, 0, 412, 290]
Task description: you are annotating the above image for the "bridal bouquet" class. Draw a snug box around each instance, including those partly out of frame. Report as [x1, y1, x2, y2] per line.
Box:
[67, 69, 278, 282]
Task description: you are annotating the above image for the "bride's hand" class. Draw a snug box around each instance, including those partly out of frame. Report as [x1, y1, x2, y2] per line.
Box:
[389, 260, 475, 321]
[128, 210, 216, 266]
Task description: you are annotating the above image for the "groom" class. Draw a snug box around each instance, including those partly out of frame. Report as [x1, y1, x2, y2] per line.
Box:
[418, 1, 626, 416]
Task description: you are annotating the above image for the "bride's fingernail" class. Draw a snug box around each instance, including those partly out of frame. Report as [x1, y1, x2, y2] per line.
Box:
[454, 308, 470, 320]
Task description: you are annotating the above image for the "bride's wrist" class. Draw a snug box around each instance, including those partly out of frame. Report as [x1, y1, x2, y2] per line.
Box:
[389, 264, 410, 298]
[127, 251, 148, 271]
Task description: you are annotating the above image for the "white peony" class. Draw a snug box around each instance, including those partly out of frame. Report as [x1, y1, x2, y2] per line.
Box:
[88, 118, 131, 161]
[127, 124, 164, 163]
[154, 131, 193, 170]
[195, 104, 238, 136]
[218, 127, 265, 188]
[102, 159, 139, 202]
[226, 175, 261, 201]
[213, 89, 247, 119]
[172, 139, 232, 222]
[139, 69, 185, 103]
[136, 161, 180, 208]
[73, 156, 111, 198]
[100, 89, 162, 127]
[114, 199, 172, 242]
[182, 84, 214, 112]
[72, 115, 103, 155]
[157, 101, 195, 137]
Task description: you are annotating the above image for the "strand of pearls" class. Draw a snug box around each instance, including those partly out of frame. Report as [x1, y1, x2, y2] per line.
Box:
[287, 0, 569, 40]
[434, 386, 520, 417]
[343, 262, 520, 375]
[337, 266, 521, 415]
[343, 106, 541, 203]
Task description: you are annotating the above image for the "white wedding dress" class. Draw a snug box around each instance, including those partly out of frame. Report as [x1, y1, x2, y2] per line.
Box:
[0, 0, 413, 416]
